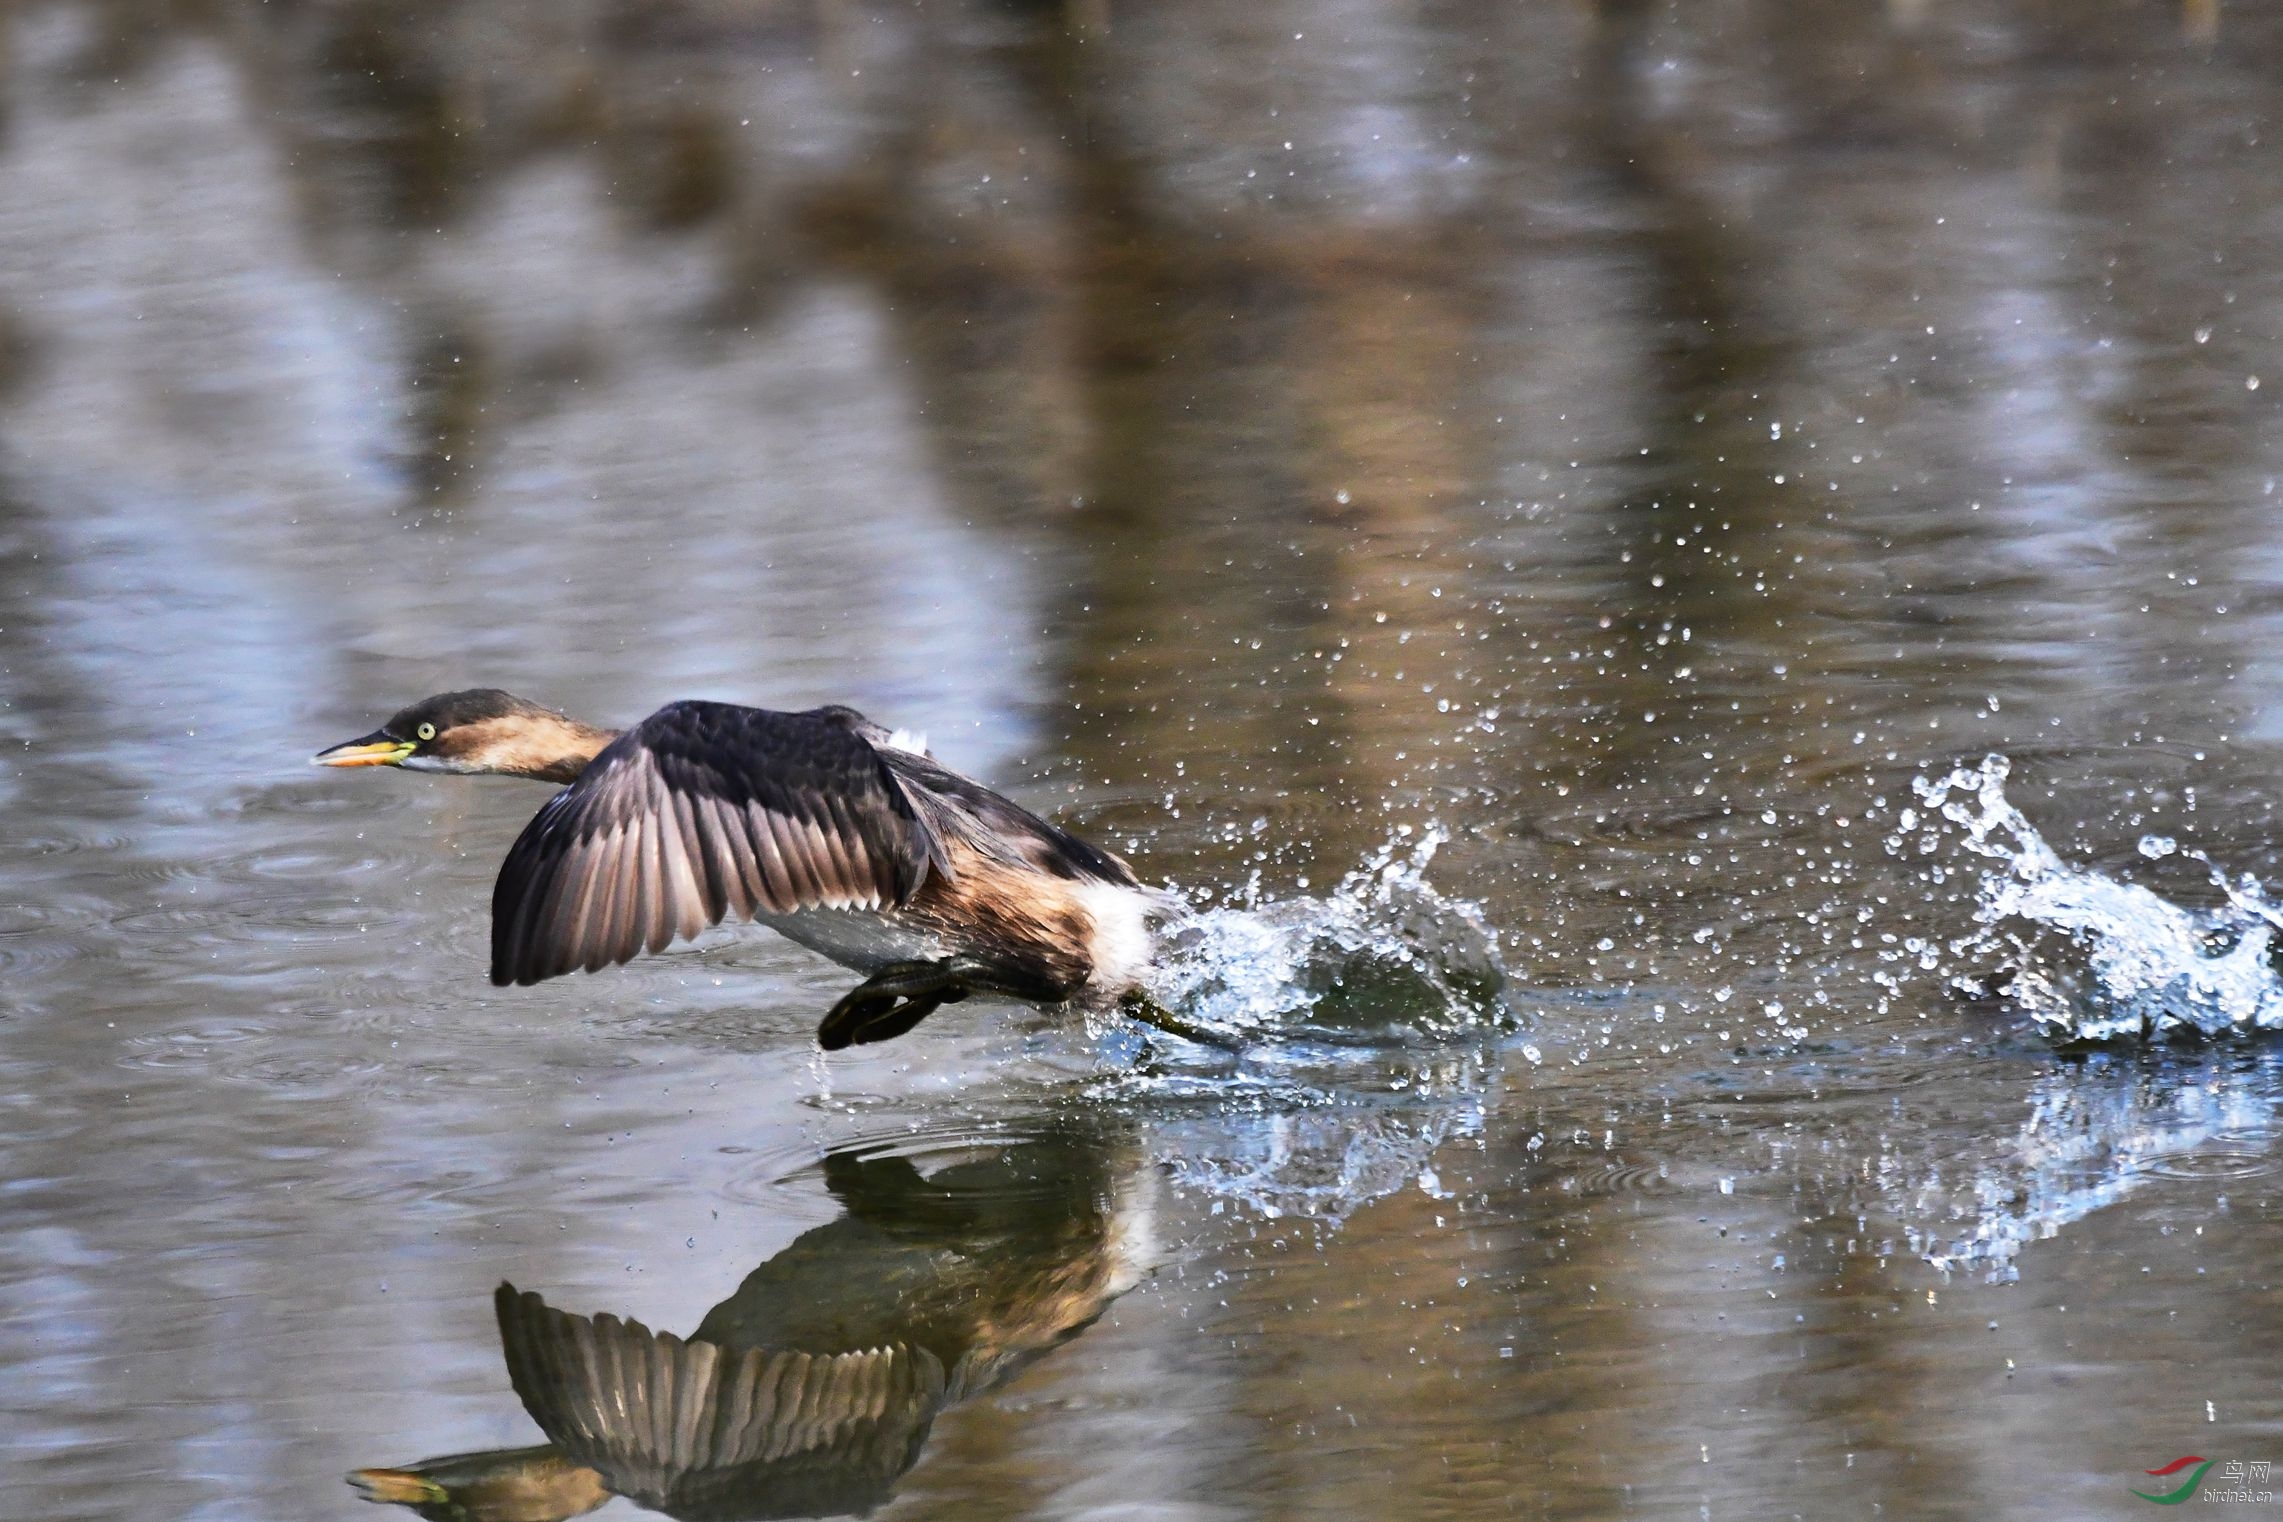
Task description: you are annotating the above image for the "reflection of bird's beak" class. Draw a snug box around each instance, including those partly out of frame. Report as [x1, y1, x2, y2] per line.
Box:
[347, 1445, 611, 1522]
[346, 1468, 450, 1508]
[314, 731, 415, 768]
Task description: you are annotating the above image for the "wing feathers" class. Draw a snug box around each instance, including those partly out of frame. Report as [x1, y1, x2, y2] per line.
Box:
[826, 794, 882, 900]
[491, 701, 945, 986]
[561, 836, 605, 973]
[767, 809, 816, 906]
[679, 788, 729, 930]
[628, 815, 659, 957]
[748, 800, 794, 910]
[593, 826, 633, 974]
[716, 796, 766, 910]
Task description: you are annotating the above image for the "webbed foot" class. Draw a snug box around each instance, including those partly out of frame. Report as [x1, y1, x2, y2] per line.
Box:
[817, 960, 972, 1050]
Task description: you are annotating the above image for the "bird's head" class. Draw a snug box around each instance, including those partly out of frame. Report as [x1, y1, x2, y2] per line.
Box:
[313, 689, 612, 783]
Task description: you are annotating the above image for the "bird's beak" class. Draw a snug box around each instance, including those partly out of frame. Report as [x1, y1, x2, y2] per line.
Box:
[313, 731, 416, 768]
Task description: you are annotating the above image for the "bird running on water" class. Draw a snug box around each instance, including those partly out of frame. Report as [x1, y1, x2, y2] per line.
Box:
[315, 689, 1183, 1048]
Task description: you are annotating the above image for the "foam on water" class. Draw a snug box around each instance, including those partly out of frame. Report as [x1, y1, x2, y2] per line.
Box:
[1914, 754, 2283, 1039]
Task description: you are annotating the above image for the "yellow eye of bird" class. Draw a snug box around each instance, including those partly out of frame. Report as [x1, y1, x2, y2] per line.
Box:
[416, 722, 437, 741]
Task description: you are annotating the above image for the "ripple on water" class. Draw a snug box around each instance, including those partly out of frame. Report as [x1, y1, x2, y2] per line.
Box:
[109, 894, 389, 942]
[115, 1017, 391, 1092]
[2141, 1131, 2277, 1181]
[115, 1018, 276, 1068]
[1678, 1049, 1958, 1112]
[0, 900, 102, 977]
[219, 780, 425, 820]
[594, 997, 813, 1050]
[1504, 796, 1744, 853]
[1561, 1160, 1685, 1198]
[714, 1121, 1079, 1211]
[10, 825, 139, 856]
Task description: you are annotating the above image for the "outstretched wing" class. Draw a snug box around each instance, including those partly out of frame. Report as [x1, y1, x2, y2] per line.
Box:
[490, 701, 949, 986]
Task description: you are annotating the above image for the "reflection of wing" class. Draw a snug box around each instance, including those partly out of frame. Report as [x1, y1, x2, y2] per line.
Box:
[494, 1284, 946, 1522]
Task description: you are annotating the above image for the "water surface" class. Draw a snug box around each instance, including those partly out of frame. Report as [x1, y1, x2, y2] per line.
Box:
[7, 2, 2283, 1518]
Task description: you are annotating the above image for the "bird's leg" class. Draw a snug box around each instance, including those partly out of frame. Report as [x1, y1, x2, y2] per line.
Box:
[1116, 989, 1242, 1050]
[931, 960, 1236, 1049]
[817, 960, 972, 1050]
[819, 960, 1238, 1053]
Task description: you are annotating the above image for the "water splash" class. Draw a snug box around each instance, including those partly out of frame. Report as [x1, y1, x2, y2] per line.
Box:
[1913, 755, 2283, 1038]
[1144, 826, 1511, 1039]
[1097, 828, 1512, 1222]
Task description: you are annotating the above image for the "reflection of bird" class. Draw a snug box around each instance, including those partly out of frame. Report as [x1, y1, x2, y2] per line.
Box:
[316, 689, 1178, 1047]
[349, 1124, 1150, 1522]
[660, 1125, 1149, 1395]
[346, 1446, 610, 1522]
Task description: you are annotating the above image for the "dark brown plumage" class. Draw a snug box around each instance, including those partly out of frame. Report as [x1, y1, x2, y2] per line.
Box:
[488, 702, 954, 986]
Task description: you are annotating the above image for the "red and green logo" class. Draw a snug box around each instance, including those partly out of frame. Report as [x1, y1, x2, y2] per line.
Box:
[2134, 1457, 2216, 1505]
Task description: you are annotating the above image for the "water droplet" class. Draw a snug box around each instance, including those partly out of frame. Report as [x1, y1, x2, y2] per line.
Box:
[2138, 835, 2178, 859]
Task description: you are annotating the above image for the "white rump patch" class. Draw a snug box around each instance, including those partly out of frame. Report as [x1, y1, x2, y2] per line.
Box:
[1076, 880, 1160, 997]
[882, 728, 930, 757]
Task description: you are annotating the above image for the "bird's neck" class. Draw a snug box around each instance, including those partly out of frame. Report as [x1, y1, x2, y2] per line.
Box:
[482, 715, 620, 783]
